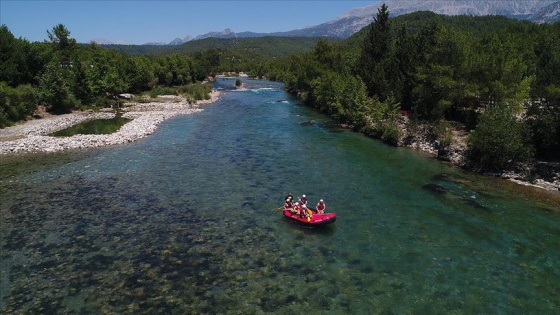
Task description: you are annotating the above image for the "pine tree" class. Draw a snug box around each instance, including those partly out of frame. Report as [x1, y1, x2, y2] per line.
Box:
[358, 3, 394, 101]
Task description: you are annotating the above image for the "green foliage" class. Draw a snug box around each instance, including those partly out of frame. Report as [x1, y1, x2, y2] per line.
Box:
[144, 83, 212, 103]
[47, 23, 76, 67]
[310, 73, 369, 123]
[0, 24, 219, 121]
[267, 9, 559, 167]
[147, 86, 178, 98]
[528, 102, 560, 160]
[410, 25, 466, 121]
[0, 82, 37, 127]
[0, 25, 28, 86]
[37, 62, 78, 114]
[362, 96, 401, 145]
[177, 83, 212, 102]
[467, 105, 534, 170]
[358, 4, 395, 100]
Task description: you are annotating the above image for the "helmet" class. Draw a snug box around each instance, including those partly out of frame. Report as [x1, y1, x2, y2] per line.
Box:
[320, 199, 324, 202]
[302, 195, 306, 198]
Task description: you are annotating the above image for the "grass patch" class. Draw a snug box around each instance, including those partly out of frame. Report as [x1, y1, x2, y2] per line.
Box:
[50, 117, 132, 137]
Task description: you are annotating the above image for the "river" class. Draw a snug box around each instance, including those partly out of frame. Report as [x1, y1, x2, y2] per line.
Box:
[1, 78, 559, 313]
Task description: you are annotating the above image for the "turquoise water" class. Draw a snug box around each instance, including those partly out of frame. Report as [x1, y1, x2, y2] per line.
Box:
[1, 78, 559, 313]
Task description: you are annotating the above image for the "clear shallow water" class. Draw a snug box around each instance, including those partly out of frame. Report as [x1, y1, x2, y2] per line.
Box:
[1, 78, 559, 313]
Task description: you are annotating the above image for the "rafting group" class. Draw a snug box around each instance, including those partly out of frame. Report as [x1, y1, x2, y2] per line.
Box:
[284, 193, 325, 217]
[282, 192, 336, 226]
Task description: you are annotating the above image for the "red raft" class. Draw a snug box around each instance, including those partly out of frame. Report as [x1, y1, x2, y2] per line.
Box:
[282, 208, 336, 227]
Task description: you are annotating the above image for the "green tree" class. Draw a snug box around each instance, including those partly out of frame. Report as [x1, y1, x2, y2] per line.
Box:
[125, 55, 157, 93]
[37, 62, 77, 113]
[411, 26, 466, 121]
[358, 3, 395, 100]
[0, 82, 37, 127]
[363, 96, 401, 145]
[47, 24, 76, 67]
[467, 105, 533, 170]
[0, 25, 33, 86]
[467, 33, 532, 109]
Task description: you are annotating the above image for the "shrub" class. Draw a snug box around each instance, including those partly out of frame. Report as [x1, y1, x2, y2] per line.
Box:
[148, 86, 178, 98]
[177, 83, 212, 102]
[467, 105, 533, 170]
[0, 82, 37, 127]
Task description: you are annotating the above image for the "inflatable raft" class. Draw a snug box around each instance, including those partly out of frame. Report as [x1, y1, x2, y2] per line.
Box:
[282, 208, 336, 226]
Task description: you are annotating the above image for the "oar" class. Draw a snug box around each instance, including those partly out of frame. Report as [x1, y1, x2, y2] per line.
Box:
[272, 207, 283, 212]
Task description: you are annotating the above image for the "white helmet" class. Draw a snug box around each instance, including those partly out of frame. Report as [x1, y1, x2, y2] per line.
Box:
[302, 195, 306, 198]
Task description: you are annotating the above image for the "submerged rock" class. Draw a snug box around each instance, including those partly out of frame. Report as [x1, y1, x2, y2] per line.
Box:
[299, 120, 315, 126]
[422, 183, 448, 195]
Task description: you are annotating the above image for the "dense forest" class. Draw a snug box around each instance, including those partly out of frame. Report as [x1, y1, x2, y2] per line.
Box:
[0, 24, 217, 125]
[263, 8, 560, 171]
[105, 36, 328, 57]
[0, 24, 332, 127]
[103, 36, 333, 78]
[2, 6, 560, 173]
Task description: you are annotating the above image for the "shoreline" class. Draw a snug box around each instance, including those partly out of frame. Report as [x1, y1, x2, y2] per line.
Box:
[0, 90, 221, 155]
[395, 119, 560, 192]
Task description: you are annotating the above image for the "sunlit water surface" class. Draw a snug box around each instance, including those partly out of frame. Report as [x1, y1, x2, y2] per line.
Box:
[1, 79, 559, 313]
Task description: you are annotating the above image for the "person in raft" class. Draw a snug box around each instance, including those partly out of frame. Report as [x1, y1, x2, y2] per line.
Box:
[316, 199, 326, 214]
[285, 192, 293, 202]
[299, 195, 308, 208]
[293, 202, 302, 215]
[284, 197, 294, 211]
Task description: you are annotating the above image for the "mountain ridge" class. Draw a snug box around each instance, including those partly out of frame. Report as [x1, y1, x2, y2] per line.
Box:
[91, 0, 560, 45]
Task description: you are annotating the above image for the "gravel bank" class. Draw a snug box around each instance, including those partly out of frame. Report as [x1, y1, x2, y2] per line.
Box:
[0, 91, 220, 155]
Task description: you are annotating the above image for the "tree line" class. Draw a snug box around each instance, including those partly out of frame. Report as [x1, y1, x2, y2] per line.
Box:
[2, 11, 559, 171]
[0, 24, 213, 127]
[264, 7, 560, 170]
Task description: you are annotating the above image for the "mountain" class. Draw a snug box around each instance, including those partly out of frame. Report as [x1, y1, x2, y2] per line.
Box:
[280, 0, 559, 38]
[194, 28, 236, 40]
[145, 35, 194, 46]
[167, 0, 560, 42]
[530, 1, 560, 23]
[91, 38, 130, 45]
[93, 0, 560, 45]
[90, 38, 114, 45]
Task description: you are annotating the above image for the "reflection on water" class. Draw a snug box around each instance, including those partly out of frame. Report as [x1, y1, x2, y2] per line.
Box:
[1, 79, 559, 313]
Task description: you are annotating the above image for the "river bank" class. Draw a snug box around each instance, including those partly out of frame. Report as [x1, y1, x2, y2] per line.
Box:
[0, 90, 221, 155]
[394, 116, 560, 192]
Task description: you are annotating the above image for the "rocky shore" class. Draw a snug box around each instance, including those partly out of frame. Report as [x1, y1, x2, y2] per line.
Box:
[0, 90, 221, 155]
[396, 117, 560, 192]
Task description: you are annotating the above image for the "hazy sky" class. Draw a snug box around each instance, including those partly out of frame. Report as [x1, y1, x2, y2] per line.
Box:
[1, 0, 377, 44]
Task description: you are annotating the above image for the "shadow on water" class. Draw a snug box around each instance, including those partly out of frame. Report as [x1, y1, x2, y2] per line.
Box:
[282, 219, 337, 236]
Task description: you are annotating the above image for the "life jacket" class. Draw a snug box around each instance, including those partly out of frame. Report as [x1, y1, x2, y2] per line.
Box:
[316, 202, 325, 211]
[300, 197, 307, 205]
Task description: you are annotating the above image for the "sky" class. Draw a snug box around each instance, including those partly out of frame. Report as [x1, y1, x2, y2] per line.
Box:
[0, 0, 377, 45]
